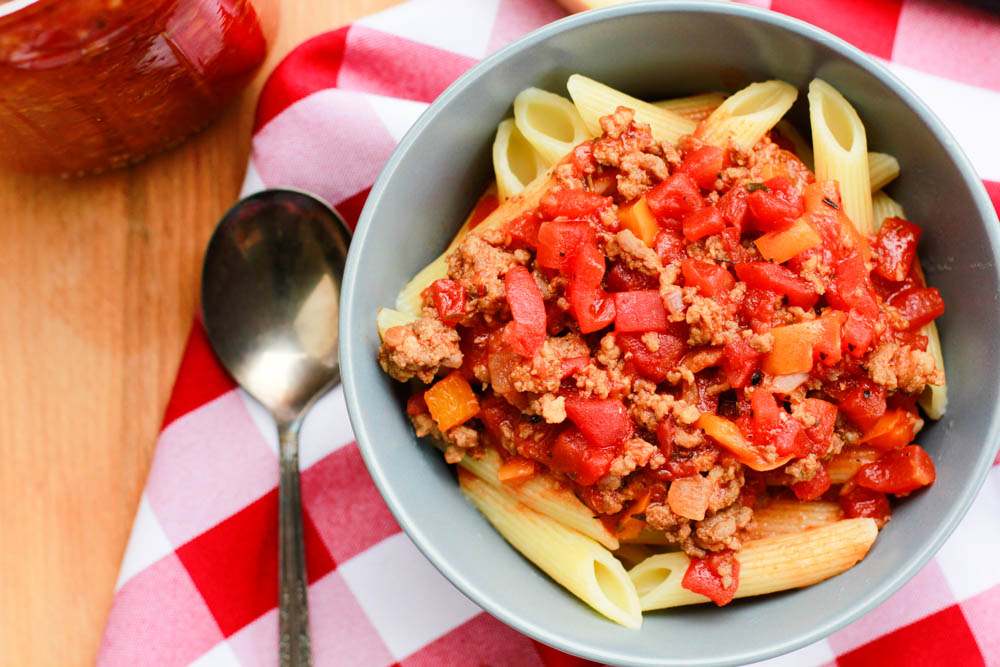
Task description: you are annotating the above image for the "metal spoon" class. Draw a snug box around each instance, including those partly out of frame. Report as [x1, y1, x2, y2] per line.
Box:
[201, 189, 350, 667]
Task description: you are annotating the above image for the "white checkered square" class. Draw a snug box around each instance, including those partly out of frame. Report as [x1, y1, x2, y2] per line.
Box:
[339, 533, 481, 660]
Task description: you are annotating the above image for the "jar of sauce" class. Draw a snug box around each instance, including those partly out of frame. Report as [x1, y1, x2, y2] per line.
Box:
[0, 0, 278, 174]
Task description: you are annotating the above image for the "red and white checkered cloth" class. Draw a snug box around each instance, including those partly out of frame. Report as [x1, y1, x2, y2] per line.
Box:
[97, 1, 1000, 665]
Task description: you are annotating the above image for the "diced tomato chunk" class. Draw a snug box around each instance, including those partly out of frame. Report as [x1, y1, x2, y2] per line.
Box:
[646, 173, 703, 223]
[568, 241, 616, 333]
[802, 398, 837, 456]
[873, 217, 921, 282]
[791, 464, 831, 501]
[751, 390, 809, 458]
[842, 308, 876, 358]
[619, 332, 686, 383]
[680, 145, 724, 190]
[734, 262, 818, 309]
[560, 355, 590, 379]
[540, 188, 612, 220]
[839, 486, 892, 526]
[856, 444, 936, 495]
[682, 206, 726, 242]
[656, 417, 676, 457]
[563, 396, 634, 450]
[550, 425, 617, 486]
[405, 392, 428, 415]
[505, 211, 542, 248]
[605, 262, 658, 292]
[429, 279, 466, 325]
[837, 379, 887, 431]
[654, 229, 687, 264]
[468, 192, 500, 229]
[536, 220, 593, 272]
[717, 185, 749, 228]
[740, 288, 778, 332]
[503, 266, 546, 357]
[828, 253, 878, 316]
[721, 337, 762, 389]
[889, 286, 945, 331]
[747, 189, 800, 231]
[681, 258, 734, 297]
[762, 176, 804, 213]
[614, 290, 669, 333]
[682, 550, 740, 606]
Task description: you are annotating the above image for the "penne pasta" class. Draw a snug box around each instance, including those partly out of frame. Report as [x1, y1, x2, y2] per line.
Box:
[376, 307, 414, 340]
[871, 191, 948, 418]
[458, 447, 619, 550]
[513, 87, 591, 166]
[868, 152, 900, 192]
[630, 519, 878, 610]
[749, 499, 843, 540]
[808, 78, 874, 235]
[459, 469, 642, 628]
[871, 189, 906, 224]
[493, 118, 548, 202]
[566, 74, 697, 144]
[698, 80, 797, 152]
[653, 91, 727, 121]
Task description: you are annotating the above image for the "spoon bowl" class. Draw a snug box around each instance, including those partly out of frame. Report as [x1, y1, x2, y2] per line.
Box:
[201, 188, 350, 666]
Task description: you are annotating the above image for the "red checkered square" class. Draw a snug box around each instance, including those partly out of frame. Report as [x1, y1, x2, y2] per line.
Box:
[97, 554, 224, 667]
[339, 26, 477, 103]
[770, 0, 903, 59]
[400, 613, 544, 667]
[301, 442, 402, 563]
[836, 604, 985, 667]
[162, 320, 236, 428]
[893, 0, 1000, 93]
[176, 488, 336, 637]
[828, 558, 956, 655]
[961, 583, 1000, 661]
[146, 391, 279, 546]
[985, 180, 1000, 220]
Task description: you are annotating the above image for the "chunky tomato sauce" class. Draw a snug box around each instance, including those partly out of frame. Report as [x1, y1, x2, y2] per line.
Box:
[378, 106, 944, 604]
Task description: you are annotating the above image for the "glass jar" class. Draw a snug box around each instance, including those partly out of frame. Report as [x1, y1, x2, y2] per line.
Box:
[0, 0, 278, 174]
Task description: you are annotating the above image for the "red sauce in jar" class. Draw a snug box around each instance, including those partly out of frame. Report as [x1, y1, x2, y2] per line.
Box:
[0, 0, 277, 174]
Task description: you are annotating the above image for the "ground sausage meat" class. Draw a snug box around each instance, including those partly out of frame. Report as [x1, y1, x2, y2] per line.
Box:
[378, 315, 462, 383]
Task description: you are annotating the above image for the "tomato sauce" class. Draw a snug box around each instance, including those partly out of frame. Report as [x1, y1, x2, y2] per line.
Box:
[0, 0, 277, 174]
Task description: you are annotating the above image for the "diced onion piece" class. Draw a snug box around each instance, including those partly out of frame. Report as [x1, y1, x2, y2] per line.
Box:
[768, 372, 809, 395]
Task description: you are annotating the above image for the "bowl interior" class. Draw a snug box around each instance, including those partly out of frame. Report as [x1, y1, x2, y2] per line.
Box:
[341, 3, 1000, 665]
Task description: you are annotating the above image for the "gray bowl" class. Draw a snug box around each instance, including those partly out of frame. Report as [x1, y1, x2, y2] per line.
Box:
[341, 2, 1000, 664]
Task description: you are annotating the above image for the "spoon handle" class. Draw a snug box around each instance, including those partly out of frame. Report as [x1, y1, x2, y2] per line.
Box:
[277, 418, 312, 667]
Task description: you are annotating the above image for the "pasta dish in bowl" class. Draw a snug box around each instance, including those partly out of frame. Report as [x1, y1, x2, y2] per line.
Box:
[341, 3, 1000, 664]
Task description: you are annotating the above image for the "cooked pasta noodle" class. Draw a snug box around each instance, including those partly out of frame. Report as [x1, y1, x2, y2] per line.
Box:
[493, 118, 548, 201]
[698, 80, 797, 151]
[514, 87, 591, 166]
[566, 74, 696, 143]
[808, 78, 874, 235]
[653, 91, 727, 121]
[460, 469, 642, 628]
[630, 519, 878, 610]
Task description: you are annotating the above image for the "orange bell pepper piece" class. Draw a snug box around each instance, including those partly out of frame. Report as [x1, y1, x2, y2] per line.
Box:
[763, 311, 845, 375]
[618, 197, 659, 247]
[697, 413, 792, 471]
[615, 490, 652, 540]
[754, 217, 822, 263]
[860, 409, 919, 451]
[425, 371, 480, 431]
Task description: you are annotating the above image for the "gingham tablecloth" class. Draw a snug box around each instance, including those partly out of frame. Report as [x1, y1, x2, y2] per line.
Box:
[97, 1, 1000, 665]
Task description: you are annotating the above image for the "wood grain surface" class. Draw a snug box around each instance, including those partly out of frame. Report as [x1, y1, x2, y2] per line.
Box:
[0, 2, 401, 665]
